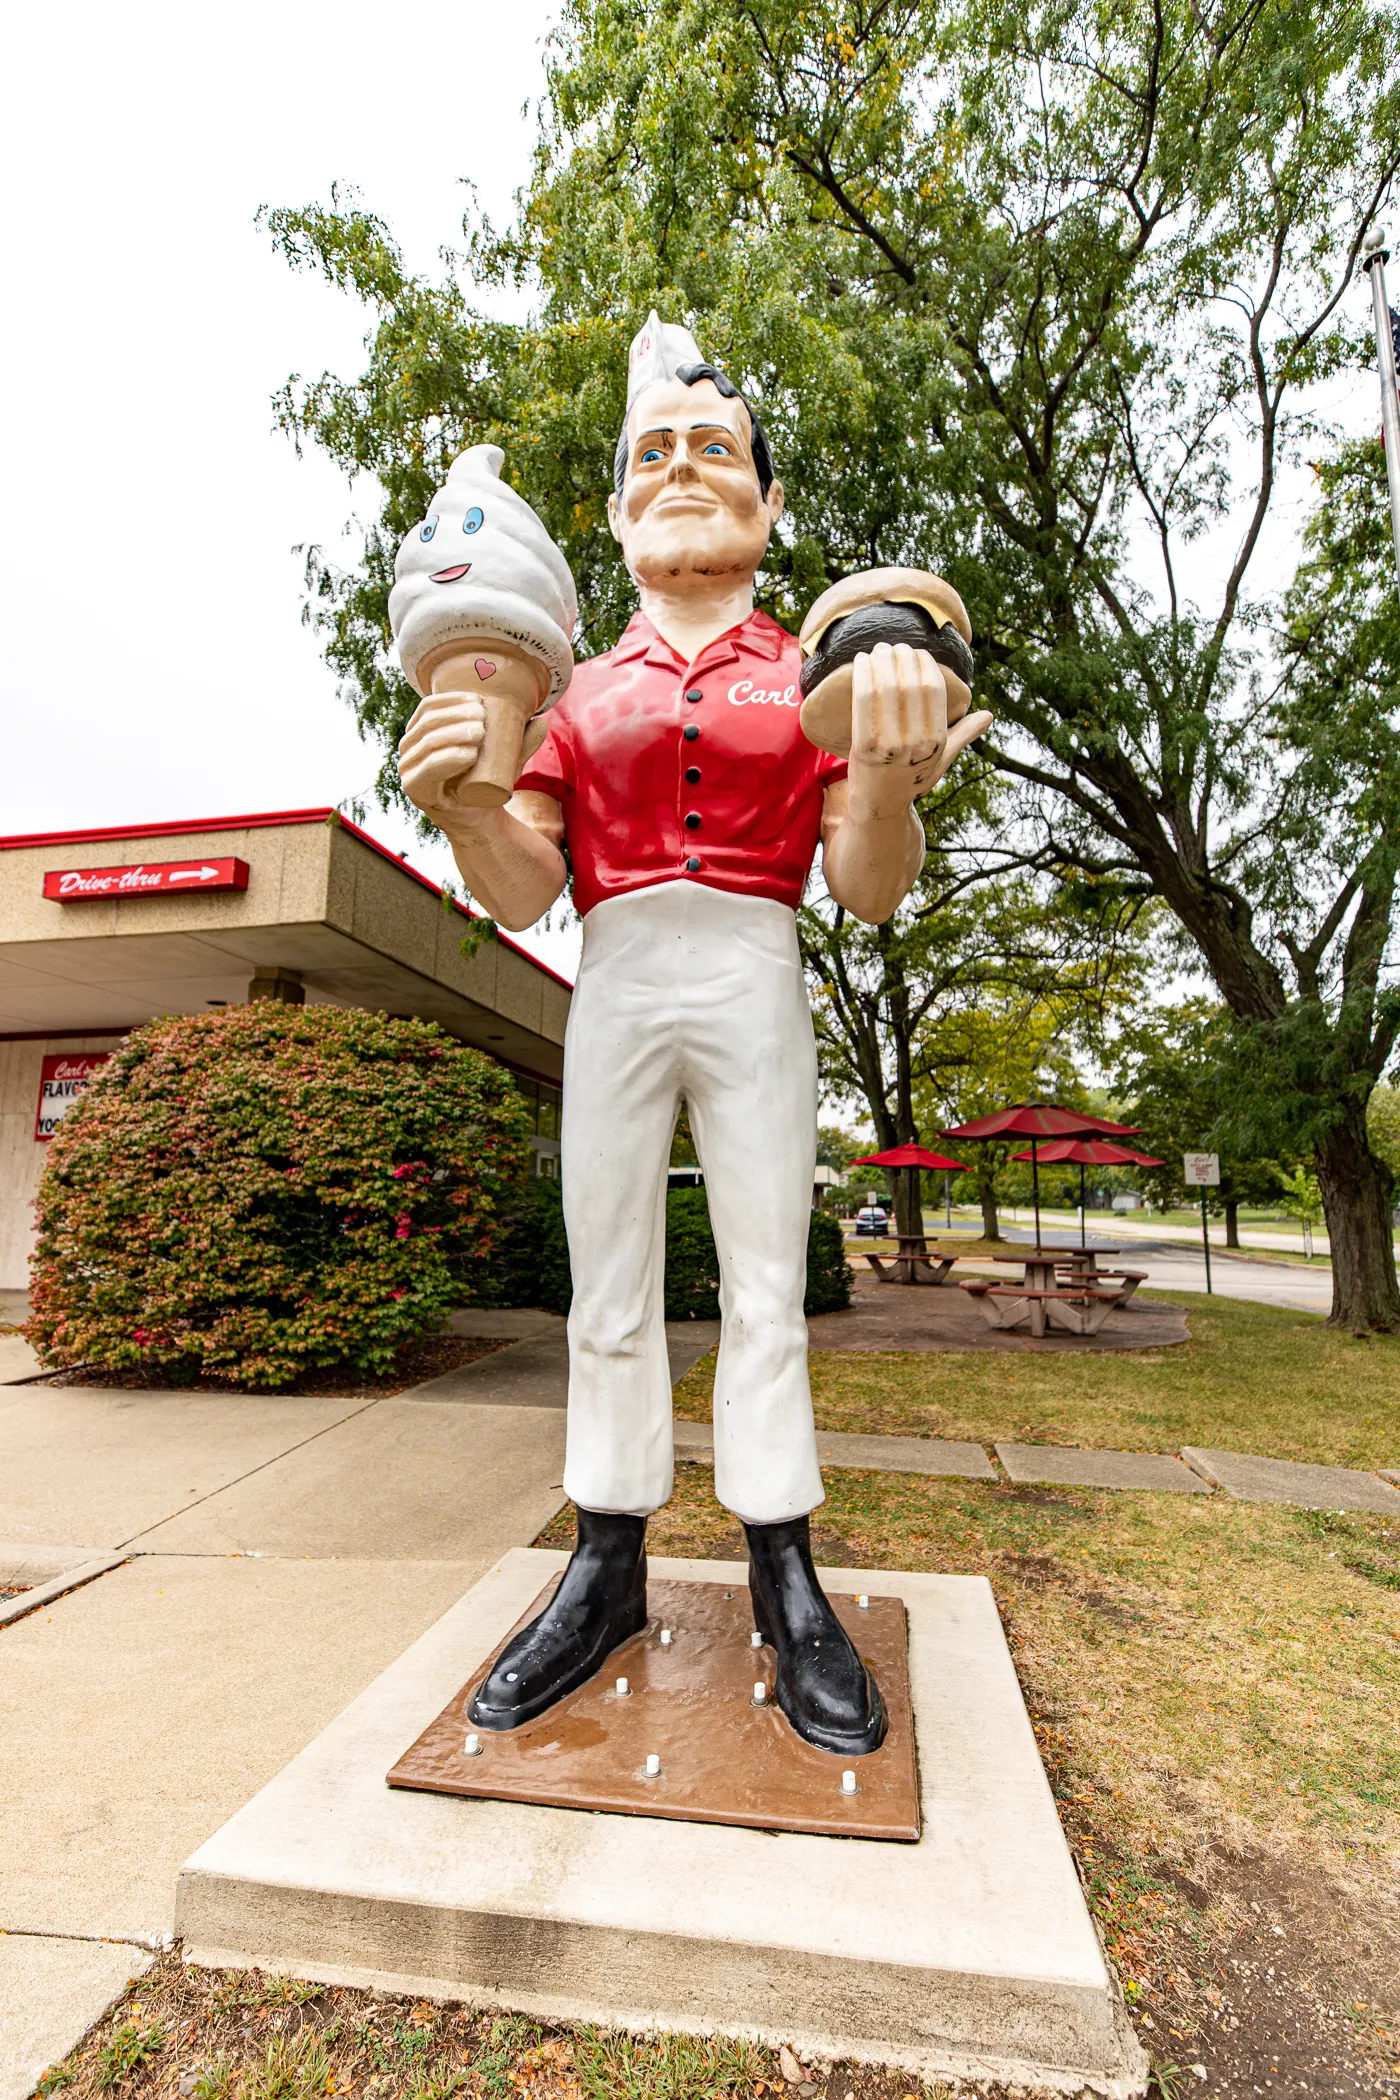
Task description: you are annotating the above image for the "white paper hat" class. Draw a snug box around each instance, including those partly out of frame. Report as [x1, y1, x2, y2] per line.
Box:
[626, 309, 707, 409]
[389, 445, 578, 702]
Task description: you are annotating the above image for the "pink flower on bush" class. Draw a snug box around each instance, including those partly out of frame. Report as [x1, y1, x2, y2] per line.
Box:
[394, 1214, 412, 1239]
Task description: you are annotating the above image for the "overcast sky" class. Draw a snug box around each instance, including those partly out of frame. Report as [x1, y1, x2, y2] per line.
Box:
[0, 0, 580, 975]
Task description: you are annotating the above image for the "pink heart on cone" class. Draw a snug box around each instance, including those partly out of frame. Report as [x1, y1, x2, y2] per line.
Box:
[474, 658, 497, 680]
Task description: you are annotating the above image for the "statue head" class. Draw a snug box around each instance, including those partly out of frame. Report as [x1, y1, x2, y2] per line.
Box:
[608, 311, 784, 596]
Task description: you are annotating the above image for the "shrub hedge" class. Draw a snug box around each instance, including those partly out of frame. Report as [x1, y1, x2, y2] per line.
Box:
[28, 1006, 531, 1389]
[477, 1179, 853, 1320]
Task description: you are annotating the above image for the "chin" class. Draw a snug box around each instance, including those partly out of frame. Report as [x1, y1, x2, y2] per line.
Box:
[629, 519, 770, 586]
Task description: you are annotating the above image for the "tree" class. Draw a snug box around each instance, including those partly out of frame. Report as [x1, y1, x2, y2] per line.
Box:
[1115, 999, 1287, 1245]
[266, 0, 1400, 1325]
[803, 759, 1146, 1236]
[910, 1001, 1095, 1240]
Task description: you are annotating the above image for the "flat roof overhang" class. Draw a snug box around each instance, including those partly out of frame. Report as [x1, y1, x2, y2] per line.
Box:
[0, 809, 570, 1085]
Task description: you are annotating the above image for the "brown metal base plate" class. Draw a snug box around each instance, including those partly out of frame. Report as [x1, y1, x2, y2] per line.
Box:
[386, 1576, 919, 1841]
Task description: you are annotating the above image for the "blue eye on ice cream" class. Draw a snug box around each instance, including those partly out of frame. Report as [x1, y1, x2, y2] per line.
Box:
[420, 516, 439, 542]
[463, 506, 484, 535]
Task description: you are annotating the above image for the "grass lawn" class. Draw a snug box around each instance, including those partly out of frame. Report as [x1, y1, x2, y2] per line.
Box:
[657, 1293, 1400, 2094]
[676, 1290, 1400, 1471]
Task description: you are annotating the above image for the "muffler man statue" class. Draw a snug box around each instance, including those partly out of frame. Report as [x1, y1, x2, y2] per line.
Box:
[395, 313, 990, 1758]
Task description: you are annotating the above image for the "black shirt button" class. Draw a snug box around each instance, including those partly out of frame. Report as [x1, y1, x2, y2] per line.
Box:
[685, 688, 703, 703]
[685, 855, 702, 872]
[684, 811, 702, 830]
[683, 723, 700, 741]
[684, 766, 701, 784]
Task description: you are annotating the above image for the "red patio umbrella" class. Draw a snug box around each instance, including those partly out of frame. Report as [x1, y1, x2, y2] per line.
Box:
[1011, 1137, 1164, 1246]
[850, 1143, 970, 1171]
[940, 1104, 1142, 1247]
[849, 1143, 969, 1239]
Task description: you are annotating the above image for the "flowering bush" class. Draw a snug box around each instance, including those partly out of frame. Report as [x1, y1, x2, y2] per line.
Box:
[27, 1005, 532, 1389]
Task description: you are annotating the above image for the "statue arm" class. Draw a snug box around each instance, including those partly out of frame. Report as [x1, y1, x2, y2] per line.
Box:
[397, 690, 568, 929]
[817, 641, 992, 925]
[439, 792, 569, 931]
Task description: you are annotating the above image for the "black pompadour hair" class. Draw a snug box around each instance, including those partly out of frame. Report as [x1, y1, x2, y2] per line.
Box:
[613, 362, 777, 500]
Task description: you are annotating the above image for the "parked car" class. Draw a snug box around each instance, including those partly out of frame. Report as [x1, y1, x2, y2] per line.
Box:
[853, 1204, 890, 1237]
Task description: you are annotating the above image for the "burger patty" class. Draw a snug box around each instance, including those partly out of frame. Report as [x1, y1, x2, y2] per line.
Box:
[798, 601, 975, 698]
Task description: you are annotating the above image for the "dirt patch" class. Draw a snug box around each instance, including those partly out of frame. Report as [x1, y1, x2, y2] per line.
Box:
[35, 1333, 509, 1397]
[1048, 1769, 1400, 2096]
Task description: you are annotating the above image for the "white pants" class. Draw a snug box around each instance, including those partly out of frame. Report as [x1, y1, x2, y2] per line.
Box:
[560, 881, 825, 1525]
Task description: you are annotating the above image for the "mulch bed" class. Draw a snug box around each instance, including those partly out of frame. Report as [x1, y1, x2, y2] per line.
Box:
[36, 1333, 509, 1398]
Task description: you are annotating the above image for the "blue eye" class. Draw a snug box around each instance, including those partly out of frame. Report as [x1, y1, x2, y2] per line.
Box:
[704, 443, 728, 455]
[419, 515, 438, 542]
[640, 449, 662, 464]
[463, 506, 484, 534]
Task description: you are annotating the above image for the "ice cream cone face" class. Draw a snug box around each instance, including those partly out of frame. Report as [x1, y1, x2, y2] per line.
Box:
[389, 444, 578, 702]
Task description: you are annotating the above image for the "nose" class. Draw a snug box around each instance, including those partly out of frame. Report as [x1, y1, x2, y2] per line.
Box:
[663, 434, 703, 482]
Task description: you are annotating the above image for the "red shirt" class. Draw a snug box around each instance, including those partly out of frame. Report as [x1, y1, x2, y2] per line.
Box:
[516, 609, 847, 919]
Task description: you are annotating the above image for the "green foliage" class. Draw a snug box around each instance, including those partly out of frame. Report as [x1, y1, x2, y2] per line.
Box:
[805, 1207, 854, 1313]
[1115, 999, 1286, 1214]
[1367, 1083, 1400, 1179]
[483, 1180, 851, 1318]
[1278, 1165, 1325, 1228]
[471, 1172, 573, 1312]
[95, 2023, 166, 2088]
[27, 1007, 532, 1390]
[663, 1188, 723, 1319]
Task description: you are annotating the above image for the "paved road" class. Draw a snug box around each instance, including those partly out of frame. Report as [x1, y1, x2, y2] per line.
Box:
[985, 1223, 1334, 1314]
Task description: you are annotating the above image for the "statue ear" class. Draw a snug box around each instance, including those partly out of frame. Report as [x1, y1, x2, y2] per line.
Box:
[607, 491, 623, 543]
[766, 479, 785, 526]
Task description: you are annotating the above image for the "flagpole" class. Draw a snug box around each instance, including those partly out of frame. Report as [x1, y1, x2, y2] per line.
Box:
[1362, 226, 1400, 595]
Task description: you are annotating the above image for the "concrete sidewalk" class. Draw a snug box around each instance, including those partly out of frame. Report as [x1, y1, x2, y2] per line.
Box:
[0, 1364, 573, 2100]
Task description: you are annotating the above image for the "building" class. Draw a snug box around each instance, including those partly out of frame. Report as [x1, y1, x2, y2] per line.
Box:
[0, 808, 571, 1290]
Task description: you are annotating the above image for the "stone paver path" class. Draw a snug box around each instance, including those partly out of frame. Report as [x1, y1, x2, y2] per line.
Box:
[674, 1420, 995, 1479]
[997, 1441, 1209, 1494]
[1181, 1446, 1400, 1514]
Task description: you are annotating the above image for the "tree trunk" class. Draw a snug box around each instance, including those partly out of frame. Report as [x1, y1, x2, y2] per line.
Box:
[1224, 1200, 1239, 1249]
[979, 1167, 1000, 1241]
[894, 1165, 922, 1241]
[1315, 1118, 1400, 1332]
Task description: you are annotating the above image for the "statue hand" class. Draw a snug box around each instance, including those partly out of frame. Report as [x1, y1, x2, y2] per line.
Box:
[846, 642, 992, 820]
[397, 691, 490, 828]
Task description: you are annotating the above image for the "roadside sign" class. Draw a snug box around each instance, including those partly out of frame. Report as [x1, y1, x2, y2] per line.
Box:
[35, 1052, 111, 1140]
[42, 857, 250, 902]
[1183, 1152, 1220, 1187]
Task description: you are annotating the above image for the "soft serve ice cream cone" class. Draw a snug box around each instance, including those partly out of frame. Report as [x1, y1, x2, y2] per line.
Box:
[389, 445, 578, 806]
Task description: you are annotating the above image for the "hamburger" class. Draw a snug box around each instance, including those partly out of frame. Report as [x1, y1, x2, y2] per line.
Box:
[797, 567, 974, 758]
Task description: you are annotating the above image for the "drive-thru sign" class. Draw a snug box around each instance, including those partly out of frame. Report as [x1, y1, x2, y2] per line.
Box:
[42, 857, 250, 902]
[1183, 1152, 1221, 1186]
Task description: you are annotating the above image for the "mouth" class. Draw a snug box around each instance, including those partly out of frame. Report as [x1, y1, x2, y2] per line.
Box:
[429, 563, 473, 583]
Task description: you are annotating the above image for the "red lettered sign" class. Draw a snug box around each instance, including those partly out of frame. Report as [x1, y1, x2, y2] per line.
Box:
[35, 1052, 111, 1140]
[42, 857, 250, 902]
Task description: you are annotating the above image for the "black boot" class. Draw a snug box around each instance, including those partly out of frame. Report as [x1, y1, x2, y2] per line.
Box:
[468, 1509, 648, 1731]
[745, 1515, 887, 1756]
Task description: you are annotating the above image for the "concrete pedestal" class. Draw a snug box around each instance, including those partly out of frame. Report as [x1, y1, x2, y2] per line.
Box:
[176, 1551, 1146, 2096]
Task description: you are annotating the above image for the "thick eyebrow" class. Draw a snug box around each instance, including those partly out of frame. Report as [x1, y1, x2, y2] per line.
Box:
[634, 422, 738, 444]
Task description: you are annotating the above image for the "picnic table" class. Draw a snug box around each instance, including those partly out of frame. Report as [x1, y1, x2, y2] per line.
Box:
[858, 1233, 958, 1286]
[958, 1244, 1147, 1337]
